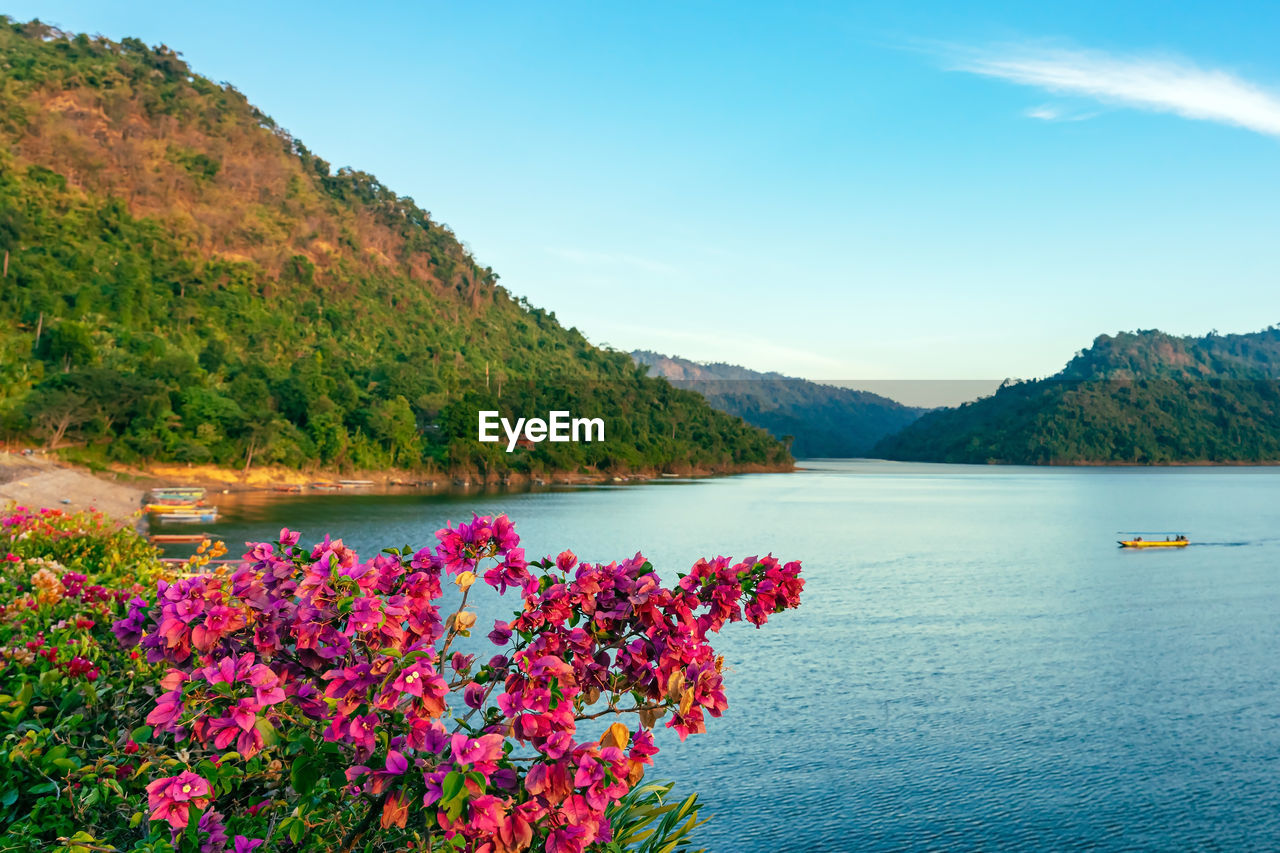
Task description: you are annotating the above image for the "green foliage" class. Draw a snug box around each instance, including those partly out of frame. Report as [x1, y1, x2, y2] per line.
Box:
[875, 327, 1280, 464]
[604, 781, 707, 853]
[0, 18, 789, 477]
[0, 506, 167, 850]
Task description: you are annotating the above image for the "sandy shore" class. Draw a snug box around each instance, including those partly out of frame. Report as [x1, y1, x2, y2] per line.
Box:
[0, 452, 146, 522]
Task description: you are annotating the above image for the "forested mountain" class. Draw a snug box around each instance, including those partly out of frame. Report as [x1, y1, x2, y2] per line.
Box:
[0, 19, 790, 477]
[873, 328, 1280, 464]
[632, 351, 923, 457]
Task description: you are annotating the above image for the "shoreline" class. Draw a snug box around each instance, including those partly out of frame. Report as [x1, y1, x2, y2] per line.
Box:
[2, 451, 795, 522]
[131, 463, 796, 493]
[108, 456, 795, 493]
[0, 452, 149, 522]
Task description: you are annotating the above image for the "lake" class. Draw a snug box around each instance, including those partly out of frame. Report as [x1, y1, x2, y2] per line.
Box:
[176, 460, 1280, 851]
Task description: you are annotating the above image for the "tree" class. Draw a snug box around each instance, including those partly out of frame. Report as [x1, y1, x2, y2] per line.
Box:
[39, 322, 96, 369]
[25, 388, 91, 448]
[369, 395, 419, 466]
[0, 207, 20, 278]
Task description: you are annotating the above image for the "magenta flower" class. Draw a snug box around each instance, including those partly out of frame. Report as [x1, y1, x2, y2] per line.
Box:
[146, 689, 184, 730]
[196, 809, 227, 853]
[488, 621, 513, 645]
[111, 596, 150, 646]
[146, 771, 211, 829]
[247, 663, 286, 706]
[463, 681, 487, 709]
[451, 732, 504, 777]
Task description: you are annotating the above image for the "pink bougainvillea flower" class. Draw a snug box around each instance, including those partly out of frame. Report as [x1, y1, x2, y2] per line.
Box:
[463, 681, 487, 709]
[146, 771, 211, 829]
[451, 732, 505, 778]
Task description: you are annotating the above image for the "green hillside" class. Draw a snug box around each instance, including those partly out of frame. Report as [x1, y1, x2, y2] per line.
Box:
[0, 18, 789, 477]
[873, 328, 1280, 464]
[633, 350, 923, 457]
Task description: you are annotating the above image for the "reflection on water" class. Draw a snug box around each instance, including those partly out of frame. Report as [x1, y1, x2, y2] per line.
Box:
[165, 461, 1280, 851]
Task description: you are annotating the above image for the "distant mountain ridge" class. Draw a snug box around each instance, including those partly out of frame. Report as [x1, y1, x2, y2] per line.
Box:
[632, 351, 923, 458]
[873, 327, 1280, 465]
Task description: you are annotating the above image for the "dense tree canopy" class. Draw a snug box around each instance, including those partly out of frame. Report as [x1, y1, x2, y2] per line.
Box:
[0, 18, 789, 476]
[873, 328, 1280, 464]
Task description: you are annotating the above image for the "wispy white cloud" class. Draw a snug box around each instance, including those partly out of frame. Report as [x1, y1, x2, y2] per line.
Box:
[1023, 102, 1097, 122]
[547, 248, 677, 275]
[1024, 103, 1063, 121]
[948, 43, 1280, 138]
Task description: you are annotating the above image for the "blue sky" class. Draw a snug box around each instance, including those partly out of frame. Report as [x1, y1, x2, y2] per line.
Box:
[11, 1, 1280, 396]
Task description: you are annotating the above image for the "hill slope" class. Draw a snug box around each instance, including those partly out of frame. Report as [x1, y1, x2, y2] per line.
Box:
[873, 328, 1280, 464]
[633, 351, 923, 457]
[0, 19, 789, 477]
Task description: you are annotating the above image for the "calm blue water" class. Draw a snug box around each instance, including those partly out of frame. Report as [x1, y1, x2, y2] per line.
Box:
[177, 460, 1280, 851]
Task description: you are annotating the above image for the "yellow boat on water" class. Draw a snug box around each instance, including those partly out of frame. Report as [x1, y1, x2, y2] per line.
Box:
[1118, 534, 1189, 548]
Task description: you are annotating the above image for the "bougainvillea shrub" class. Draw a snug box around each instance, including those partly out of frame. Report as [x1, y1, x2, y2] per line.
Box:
[0, 506, 167, 848]
[127, 515, 803, 851]
[0, 505, 801, 852]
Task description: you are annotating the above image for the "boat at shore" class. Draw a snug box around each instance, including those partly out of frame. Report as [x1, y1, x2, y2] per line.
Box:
[155, 508, 219, 523]
[148, 487, 207, 501]
[150, 533, 210, 544]
[143, 501, 202, 512]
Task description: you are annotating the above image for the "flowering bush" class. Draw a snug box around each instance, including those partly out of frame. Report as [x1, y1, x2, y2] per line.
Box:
[0, 505, 167, 849]
[124, 514, 803, 852]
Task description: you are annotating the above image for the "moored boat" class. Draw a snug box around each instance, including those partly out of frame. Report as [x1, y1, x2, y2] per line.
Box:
[150, 533, 210, 544]
[149, 487, 207, 500]
[155, 508, 220, 523]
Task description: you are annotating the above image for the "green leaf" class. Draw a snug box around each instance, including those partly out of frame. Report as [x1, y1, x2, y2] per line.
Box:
[184, 805, 205, 848]
[441, 770, 464, 804]
[131, 725, 153, 743]
[255, 717, 279, 747]
[291, 756, 320, 796]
